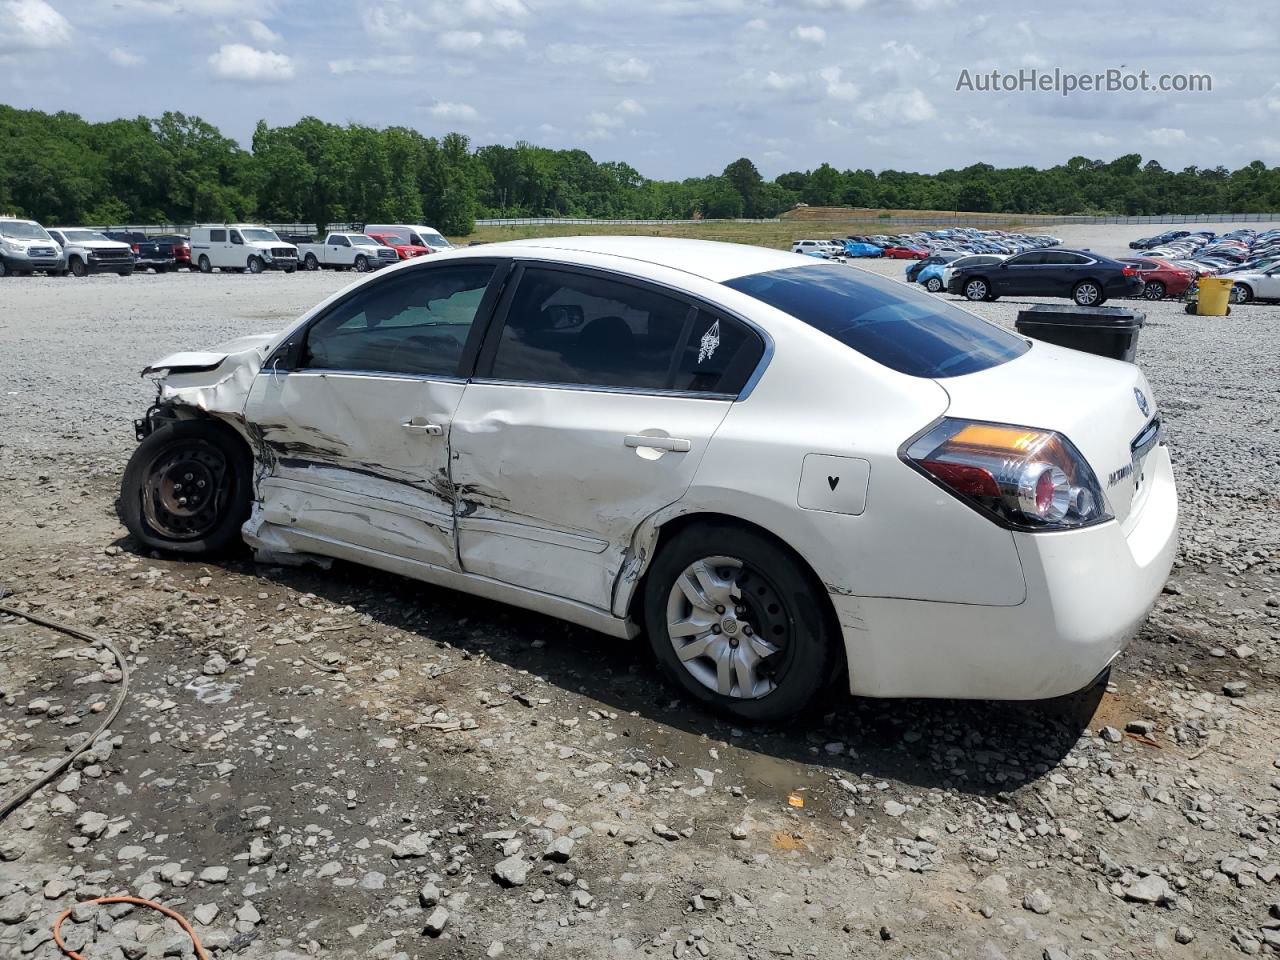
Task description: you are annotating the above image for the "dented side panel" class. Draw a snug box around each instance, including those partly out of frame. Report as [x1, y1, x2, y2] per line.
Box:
[449, 383, 734, 609]
[244, 371, 465, 570]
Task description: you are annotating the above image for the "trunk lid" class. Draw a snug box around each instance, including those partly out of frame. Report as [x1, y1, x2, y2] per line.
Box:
[937, 340, 1158, 527]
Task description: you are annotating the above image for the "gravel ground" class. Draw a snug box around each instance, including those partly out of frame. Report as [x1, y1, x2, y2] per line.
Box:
[1, 225, 1278, 960]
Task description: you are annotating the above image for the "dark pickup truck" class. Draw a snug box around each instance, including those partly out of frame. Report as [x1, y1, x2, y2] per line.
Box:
[134, 238, 179, 273]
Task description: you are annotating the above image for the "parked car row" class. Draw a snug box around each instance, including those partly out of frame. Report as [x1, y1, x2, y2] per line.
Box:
[0, 218, 453, 278]
[1131, 227, 1280, 302]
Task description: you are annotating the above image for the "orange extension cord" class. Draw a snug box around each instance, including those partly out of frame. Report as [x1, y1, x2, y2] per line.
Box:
[52, 897, 210, 960]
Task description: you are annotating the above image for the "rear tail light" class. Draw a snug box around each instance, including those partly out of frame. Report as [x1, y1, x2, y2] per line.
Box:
[903, 419, 1110, 530]
[1121, 266, 1137, 277]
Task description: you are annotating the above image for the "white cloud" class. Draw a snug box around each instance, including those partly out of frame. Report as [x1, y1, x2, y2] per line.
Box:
[744, 17, 768, 30]
[606, 56, 651, 84]
[424, 100, 479, 121]
[819, 66, 858, 101]
[1145, 127, 1189, 147]
[440, 30, 484, 51]
[245, 19, 281, 45]
[1, 0, 71, 54]
[793, 25, 826, 44]
[490, 29, 526, 49]
[330, 55, 416, 75]
[109, 47, 145, 67]
[454, 0, 528, 20]
[587, 111, 623, 129]
[856, 87, 936, 125]
[207, 43, 295, 82]
[618, 98, 647, 116]
[762, 70, 803, 93]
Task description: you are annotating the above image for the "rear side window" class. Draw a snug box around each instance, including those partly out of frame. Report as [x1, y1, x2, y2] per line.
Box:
[486, 267, 763, 394]
[724, 263, 1027, 379]
[209, 229, 226, 242]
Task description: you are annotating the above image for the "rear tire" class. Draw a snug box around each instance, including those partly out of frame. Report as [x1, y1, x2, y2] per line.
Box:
[120, 419, 252, 557]
[642, 522, 839, 722]
[1142, 280, 1165, 300]
[198, 255, 212, 273]
[304, 253, 319, 271]
[1230, 283, 1252, 304]
[1073, 280, 1102, 306]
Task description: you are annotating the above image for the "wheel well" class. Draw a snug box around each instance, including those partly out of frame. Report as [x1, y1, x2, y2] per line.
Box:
[628, 511, 846, 671]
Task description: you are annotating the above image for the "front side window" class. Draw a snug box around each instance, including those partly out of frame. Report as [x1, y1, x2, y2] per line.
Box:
[724, 263, 1028, 379]
[487, 267, 762, 394]
[303, 263, 495, 377]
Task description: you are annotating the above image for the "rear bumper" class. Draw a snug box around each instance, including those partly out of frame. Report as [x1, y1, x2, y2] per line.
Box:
[834, 445, 1177, 700]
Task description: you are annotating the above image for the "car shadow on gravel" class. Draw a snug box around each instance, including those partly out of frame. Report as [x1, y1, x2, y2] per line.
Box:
[132, 546, 1103, 800]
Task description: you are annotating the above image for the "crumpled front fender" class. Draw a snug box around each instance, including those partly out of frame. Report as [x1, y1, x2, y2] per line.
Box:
[142, 331, 279, 417]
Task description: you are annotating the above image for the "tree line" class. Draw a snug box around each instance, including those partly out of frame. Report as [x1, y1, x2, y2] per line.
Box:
[2, 105, 1278, 234]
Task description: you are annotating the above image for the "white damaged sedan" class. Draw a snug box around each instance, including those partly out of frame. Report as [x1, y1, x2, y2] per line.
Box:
[122, 237, 1177, 720]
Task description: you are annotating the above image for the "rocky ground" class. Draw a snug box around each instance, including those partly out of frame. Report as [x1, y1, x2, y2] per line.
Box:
[1, 233, 1278, 960]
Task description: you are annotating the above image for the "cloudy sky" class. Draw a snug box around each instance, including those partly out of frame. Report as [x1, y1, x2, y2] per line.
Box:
[2, 0, 1276, 180]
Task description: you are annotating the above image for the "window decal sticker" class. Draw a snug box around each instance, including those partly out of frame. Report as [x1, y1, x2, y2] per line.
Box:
[697, 320, 721, 364]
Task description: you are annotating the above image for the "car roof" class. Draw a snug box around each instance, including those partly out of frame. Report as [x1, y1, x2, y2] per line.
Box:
[449, 236, 804, 283]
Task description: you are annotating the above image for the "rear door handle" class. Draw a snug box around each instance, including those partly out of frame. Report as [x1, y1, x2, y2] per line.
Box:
[403, 420, 444, 436]
[624, 435, 691, 452]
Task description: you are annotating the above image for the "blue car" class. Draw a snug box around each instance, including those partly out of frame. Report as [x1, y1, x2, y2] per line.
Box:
[843, 241, 883, 258]
[915, 261, 949, 292]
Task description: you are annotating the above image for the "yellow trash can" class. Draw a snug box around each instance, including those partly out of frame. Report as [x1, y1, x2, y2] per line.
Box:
[1196, 276, 1232, 316]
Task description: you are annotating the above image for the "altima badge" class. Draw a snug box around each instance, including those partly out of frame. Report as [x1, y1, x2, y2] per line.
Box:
[1134, 387, 1150, 418]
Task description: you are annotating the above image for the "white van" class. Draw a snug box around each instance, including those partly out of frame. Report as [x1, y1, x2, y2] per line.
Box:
[189, 225, 299, 274]
[0, 217, 65, 276]
[363, 223, 453, 254]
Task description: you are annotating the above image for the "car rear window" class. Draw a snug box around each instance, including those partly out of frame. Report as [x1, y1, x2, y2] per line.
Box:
[723, 263, 1028, 379]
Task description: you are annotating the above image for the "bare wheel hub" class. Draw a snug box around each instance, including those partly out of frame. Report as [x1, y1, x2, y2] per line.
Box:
[665, 556, 791, 700]
[142, 441, 228, 540]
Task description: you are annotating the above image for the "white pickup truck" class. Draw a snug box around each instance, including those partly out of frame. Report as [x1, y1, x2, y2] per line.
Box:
[296, 233, 400, 272]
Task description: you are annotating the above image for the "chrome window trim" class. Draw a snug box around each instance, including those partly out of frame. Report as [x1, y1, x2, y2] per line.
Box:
[282, 369, 469, 385]
[467, 377, 737, 402]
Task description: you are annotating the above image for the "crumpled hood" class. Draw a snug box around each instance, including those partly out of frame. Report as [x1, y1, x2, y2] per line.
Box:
[143, 331, 281, 416]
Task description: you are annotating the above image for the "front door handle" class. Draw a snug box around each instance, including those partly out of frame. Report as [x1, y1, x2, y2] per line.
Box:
[402, 420, 444, 436]
[624, 434, 691, 452]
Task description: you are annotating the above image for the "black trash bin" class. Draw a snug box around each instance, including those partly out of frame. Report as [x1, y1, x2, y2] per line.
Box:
[1014, 304, 1145, 363]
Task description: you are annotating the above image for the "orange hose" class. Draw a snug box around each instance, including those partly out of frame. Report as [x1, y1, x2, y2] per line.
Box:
[52, 897, 210, 960]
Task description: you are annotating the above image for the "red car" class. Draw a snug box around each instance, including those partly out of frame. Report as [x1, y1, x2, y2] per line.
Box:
[368, 233, 431, 261]
[881, 244, 928, 260]
[1119, 257, 1194, 300]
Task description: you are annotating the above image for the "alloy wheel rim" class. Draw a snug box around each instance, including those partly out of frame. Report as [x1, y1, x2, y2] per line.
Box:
[1078, 284, 1098, 304]
[966, 280, 986, 299]
[141, 441, 229, 541]
[665, 556, 790, 700]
